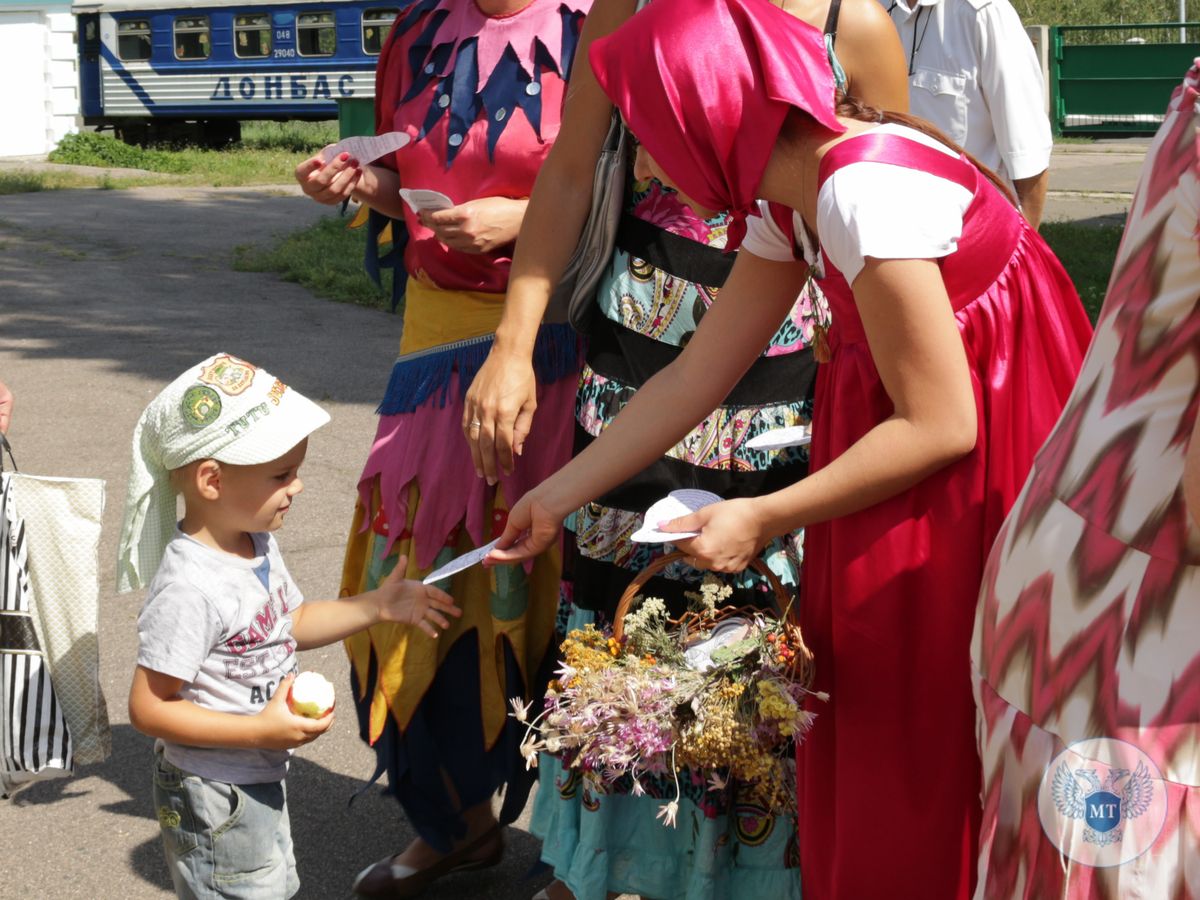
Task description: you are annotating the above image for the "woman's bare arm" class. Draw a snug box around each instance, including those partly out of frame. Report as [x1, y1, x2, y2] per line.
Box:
[658, 257, 977, 570]
[463, 0, 640, 482]
[488, 251, 810, 561]
[833, 0, 910, 112]
[493, 256, 979, 571]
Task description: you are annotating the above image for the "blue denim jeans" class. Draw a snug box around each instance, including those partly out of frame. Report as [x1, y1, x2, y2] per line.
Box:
[152, 750, 299, 899]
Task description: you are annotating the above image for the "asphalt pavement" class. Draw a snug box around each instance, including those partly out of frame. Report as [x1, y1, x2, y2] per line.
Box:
[0, 138, 1150, 900]
[0, 185, 551, 900]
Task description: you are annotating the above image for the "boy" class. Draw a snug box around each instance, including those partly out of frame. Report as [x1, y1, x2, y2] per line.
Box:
[115, 353, 458, 899]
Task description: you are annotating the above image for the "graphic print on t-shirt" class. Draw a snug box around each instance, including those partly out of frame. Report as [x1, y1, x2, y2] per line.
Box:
[219, 558, 298, 705]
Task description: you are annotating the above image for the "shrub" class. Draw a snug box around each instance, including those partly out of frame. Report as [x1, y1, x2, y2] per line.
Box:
[49, 132, 191, 173]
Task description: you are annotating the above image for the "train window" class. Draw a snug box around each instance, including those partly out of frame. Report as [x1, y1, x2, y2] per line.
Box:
[234, 14, 271, 58]
[297, 12, 335, 57]
[173, 16, 210, 60]
[362, 8, 397, 55]
[118, 20, 151, 60]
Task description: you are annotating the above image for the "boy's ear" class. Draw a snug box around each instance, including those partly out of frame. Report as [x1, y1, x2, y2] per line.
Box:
[194, 459, 222, 500]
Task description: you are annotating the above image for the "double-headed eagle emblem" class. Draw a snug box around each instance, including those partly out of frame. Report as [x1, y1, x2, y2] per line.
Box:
[1052, 759, 1155, 846]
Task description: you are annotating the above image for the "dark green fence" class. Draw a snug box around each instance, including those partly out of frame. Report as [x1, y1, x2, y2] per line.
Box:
[1051, 22, 1200, 135]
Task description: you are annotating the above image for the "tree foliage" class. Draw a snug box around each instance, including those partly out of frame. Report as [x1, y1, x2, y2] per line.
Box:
[1016, 1, 1189, 26]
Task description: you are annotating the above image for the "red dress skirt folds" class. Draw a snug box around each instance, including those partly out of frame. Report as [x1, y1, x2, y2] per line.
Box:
[794, 133, 1092, 898]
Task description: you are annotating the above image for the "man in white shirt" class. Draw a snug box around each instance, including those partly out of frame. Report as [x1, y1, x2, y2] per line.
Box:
[885, 0, 1052, 227]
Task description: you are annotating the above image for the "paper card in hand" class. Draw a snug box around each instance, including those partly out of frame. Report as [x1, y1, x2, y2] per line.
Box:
[400, 188, 455, 213]
[630, 489, 722, 543]
[746, 425, 811, 452]
[421, 538, 501, 585]
[320, 131, 412, 165]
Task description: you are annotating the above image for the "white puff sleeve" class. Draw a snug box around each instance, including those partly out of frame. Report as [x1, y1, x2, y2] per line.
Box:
[816, 162, 973, 285]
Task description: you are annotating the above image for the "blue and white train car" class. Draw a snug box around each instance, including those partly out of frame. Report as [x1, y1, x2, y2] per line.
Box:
[73, 0, 392, 141]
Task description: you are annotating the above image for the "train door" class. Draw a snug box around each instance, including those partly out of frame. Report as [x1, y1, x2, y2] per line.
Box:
[78, 13, 102, 119]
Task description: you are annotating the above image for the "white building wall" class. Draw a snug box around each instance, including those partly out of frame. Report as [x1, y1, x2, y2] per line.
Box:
[45, 10, 79, 147]
[0, 4, 79, 157]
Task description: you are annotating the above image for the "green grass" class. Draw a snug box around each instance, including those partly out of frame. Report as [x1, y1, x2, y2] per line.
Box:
[44, 129, 321, 187]
[237, 213, 1118, 327]
[1040, 221, 1124, 321]
[239, 120, 339, 153]
[233, 214, 395, 310]
[0, 173, 49, 194]
[0, 170, 136, 193]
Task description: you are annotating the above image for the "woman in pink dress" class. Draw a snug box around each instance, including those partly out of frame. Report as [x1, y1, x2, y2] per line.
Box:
[487, 0, 1092, 896]
[972, 64, 1200, 898]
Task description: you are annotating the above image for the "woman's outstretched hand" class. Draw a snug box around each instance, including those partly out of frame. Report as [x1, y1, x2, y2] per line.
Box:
[486, 487, 564, 565]
[658, 497, 769, 573]
[463, 348, 539, 484]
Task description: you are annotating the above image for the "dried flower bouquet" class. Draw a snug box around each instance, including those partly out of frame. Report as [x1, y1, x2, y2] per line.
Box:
[511, 552, 825, 826]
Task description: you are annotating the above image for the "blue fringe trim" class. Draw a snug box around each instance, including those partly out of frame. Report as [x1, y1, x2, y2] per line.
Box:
[377, 322, 581, 415]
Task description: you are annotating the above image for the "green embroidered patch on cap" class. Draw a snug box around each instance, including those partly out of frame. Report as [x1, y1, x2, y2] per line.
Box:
[181, 385, 221, 428]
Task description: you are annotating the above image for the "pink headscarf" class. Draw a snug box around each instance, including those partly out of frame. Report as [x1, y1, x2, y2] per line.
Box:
[589, 0, 845, 248]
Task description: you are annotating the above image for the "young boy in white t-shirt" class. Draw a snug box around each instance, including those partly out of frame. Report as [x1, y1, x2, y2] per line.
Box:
[115, 353, 459, 900]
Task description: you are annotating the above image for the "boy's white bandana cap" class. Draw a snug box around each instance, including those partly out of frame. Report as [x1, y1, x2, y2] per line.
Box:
[116, 353, 329, 593]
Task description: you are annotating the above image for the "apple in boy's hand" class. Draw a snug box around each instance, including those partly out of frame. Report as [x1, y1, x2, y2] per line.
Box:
[288, 671, 335, 718]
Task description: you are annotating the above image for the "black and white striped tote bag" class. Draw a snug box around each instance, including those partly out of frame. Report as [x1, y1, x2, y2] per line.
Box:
[0, 469, 73, 797]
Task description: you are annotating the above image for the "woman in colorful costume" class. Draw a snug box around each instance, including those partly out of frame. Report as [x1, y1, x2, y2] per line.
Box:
[488, 0, 1093, 896]
[461, 0, 906, 897]
[972, 64, 1200, 899]
[294, 0, 589, 895]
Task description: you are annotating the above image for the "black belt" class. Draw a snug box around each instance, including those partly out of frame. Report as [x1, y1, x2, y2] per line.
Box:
[615, 212, 736, 287]
[586, 314, 817, 408]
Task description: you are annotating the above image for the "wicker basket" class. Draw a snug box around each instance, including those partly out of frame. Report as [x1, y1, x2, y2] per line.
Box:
[612, 550, 815, 688]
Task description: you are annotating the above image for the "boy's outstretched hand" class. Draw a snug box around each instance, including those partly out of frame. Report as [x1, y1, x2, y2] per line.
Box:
[253, 674, 334, 750]
[374, 556, 461, 638]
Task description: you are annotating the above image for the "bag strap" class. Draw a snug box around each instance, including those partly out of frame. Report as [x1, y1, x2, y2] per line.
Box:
[0, 433, 16, 474]
[823, 0, 843, 43]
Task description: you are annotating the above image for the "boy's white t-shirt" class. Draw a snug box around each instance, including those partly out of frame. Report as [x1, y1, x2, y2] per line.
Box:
[137, 530, 304, 784]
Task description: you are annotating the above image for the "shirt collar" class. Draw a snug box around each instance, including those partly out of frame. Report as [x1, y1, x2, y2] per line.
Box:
[888, 0, 938, 20]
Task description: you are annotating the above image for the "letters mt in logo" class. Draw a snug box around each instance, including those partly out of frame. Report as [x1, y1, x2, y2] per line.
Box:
[1037, 738, 1168, 868]
[199, 354, 256, 396]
